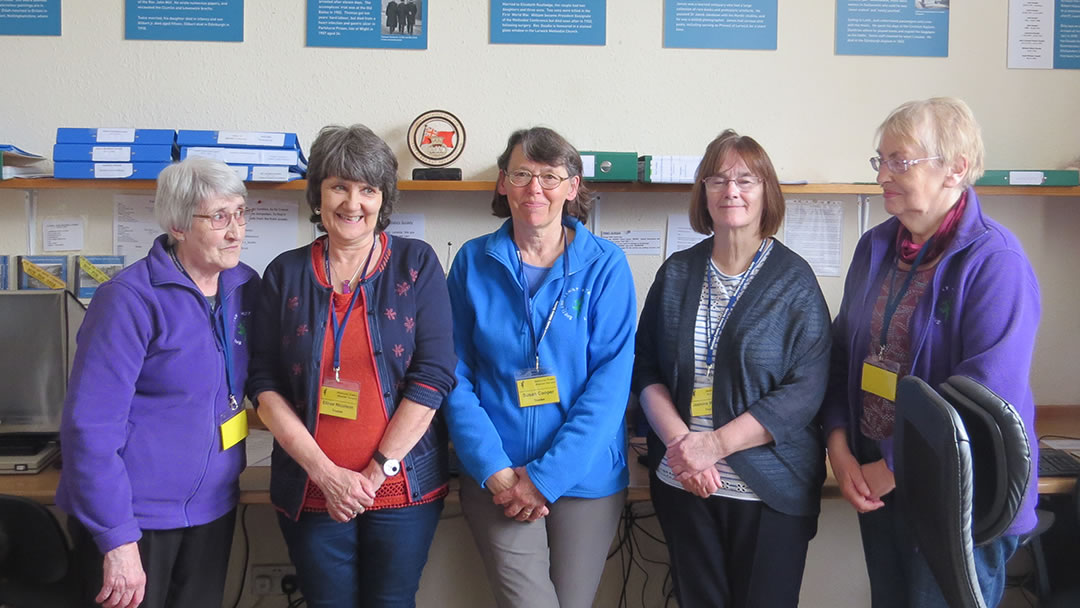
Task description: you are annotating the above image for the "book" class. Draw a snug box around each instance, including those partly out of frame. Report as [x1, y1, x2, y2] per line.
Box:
[16, 255, 68, 290]
[54, 161, 172, 180]
[1, 144, 53, 179]
[75, 255, 125, 299]
[229, 165, 304, 182]
[177, 130, 301, 149]
[56, 128, 176, 145]
[180, 146, 307, 170]
[53, 143, 177, 163]
[0, 255, 8, 290]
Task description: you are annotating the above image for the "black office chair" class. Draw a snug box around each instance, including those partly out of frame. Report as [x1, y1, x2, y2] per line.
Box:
[0, 494, 81, 607]
[894, 375, 1032, 608]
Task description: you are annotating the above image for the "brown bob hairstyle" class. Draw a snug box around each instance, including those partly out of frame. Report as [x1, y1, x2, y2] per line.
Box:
[688, 129, 785, 238]
[491, 127, 594, 223]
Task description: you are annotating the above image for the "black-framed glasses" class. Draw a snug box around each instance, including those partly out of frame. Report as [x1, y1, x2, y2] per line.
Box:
[870, 156, 941, 174]
[193, 208, 247, 230]
[702, 176, 763, 192]
[506, 170, 573, 190]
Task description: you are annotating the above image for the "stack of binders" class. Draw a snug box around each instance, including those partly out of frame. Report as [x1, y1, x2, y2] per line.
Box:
[53, 128, 177, 180]
[177, 130, 306, 182]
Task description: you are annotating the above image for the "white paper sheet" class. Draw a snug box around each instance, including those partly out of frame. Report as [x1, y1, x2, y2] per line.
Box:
[601, 230, 662, 255]
[386, 213, 426, 240]
[665, 214, 709, 259]
[242, 198, 299, 275]
[42, 218, 85, 252]
[783, 200, 843, 277]
[114, 194, 160, 262]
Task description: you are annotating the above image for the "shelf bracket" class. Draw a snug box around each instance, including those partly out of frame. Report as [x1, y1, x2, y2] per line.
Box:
[857, 194, 870, 236]
[25, 189, 37, 254]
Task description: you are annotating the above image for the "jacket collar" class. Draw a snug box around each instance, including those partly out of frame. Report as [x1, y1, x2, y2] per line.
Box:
[485, 215, 602, 275]
[146, 233, 256, 297]
[870, 186, 989, 263]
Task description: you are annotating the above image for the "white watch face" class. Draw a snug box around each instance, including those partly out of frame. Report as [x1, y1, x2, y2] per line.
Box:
[383, 459, 401, 477]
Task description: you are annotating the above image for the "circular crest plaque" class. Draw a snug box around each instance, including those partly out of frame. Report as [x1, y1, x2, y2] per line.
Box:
[407, 110, 466, 168]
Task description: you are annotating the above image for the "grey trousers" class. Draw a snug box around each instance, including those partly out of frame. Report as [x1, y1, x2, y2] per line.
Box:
[460, 475, 626, 608]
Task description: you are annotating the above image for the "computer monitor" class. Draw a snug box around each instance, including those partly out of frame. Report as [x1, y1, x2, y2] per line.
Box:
[0, 291, 85, 439]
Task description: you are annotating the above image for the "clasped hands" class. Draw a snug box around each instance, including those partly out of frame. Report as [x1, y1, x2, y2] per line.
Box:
[665, 431, 728, 498]
[487, 467, 549, 523]
[315, 461, 387, 523]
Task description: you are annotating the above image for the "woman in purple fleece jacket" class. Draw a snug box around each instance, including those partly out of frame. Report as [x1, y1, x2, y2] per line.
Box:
[822, 97, 1040, 607]
[57, 158, 259, 608]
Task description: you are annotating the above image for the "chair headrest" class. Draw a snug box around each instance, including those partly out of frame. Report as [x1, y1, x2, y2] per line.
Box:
[937, 375, 1031, 545]
[0, 495, 68, 585]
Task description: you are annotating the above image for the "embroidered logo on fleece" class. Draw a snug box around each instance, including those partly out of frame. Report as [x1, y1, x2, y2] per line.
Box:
[560, 287, 591, 320]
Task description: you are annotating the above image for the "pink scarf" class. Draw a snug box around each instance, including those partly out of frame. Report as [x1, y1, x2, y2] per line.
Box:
[895, 190, 968, 264]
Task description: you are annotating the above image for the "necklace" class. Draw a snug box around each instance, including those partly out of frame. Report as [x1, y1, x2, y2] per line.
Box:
[327, 237, 379, 294]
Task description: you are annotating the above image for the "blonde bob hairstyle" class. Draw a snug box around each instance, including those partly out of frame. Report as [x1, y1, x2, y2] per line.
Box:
[688, 129, 785, 238]
[876, 97, 985, 188]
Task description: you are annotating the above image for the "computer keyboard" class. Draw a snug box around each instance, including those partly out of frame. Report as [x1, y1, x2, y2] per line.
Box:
[1038, 446, 1080, 477]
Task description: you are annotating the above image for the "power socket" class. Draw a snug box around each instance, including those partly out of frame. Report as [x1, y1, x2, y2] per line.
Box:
[250, 564, 296, 596]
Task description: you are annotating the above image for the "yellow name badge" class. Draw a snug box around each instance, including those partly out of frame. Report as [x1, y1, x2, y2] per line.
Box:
[517, 375, 560, 408]
[220, 409, 249, 451]
[861, 361, 898, 402]
[691, 387, 713, 417]
[320, 385, 360, 419]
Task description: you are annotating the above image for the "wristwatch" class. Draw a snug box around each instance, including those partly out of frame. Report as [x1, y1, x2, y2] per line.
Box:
[373, 450, 401, 477]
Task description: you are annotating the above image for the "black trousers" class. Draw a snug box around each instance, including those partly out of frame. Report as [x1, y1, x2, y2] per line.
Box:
[68, 508, 236, 608]
[650, 473, 818, 608]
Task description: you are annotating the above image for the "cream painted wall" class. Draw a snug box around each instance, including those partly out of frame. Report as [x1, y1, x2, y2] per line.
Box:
[4, 2, 1078, 607]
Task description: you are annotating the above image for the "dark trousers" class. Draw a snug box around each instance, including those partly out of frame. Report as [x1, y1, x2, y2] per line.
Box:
[69, 509, 236, 608]
[650, 473, 818, 608]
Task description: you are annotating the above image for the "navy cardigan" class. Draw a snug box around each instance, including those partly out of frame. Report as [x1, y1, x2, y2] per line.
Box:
[247, 233, 457, 520]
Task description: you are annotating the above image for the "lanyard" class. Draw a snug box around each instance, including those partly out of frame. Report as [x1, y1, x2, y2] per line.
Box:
[878, 237, 933, 357]
[326, 236, 379, 382]
[704, 239, 768, 375]
[169, 246, 238, 410]
[515, 228, 569, 372]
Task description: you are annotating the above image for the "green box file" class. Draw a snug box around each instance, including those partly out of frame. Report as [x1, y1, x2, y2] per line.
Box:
[579, 151, 638, 182]
[976, 170, 1079, 187]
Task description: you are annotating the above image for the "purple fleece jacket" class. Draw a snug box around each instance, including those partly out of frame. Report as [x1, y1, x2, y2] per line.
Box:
[821, 188, 1040, 536]
[57, 234, 260, 553]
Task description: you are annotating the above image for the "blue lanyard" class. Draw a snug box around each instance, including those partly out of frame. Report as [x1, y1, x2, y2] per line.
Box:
[879, 237, 933, 356]
[213, 292, 239, 410]
[515, 228, 569, 371]
[326, 236, 379, 382]
[704, 239, 767, 374]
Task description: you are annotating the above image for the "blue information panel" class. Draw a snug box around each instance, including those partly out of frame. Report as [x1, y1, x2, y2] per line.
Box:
[308, 0, 427, 49]
[125, 0, 243, 41]
[0, 0, 60, 36]
[664, 0, 777, 50]
[490, 0, 605, 46]
[836, 0, 949, 57]
[1055, 0, 1080, 68]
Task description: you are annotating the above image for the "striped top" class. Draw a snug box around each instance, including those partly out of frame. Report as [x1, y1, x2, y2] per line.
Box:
[655, 238, 774, 500]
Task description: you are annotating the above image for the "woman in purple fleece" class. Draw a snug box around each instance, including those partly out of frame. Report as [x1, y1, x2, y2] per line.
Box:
[822, 97, 1040, 607]
[57, 157, 259, 608]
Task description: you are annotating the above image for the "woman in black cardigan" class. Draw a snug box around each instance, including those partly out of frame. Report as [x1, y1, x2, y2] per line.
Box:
[632, 130, 831, 608]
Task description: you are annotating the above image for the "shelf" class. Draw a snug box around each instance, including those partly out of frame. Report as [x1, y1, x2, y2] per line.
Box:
[3, 178, 1080, 197]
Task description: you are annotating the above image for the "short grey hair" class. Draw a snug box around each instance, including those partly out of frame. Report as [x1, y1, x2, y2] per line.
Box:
[876, 97, 985, 189]
[306, 124, 399, 232]
[155, 157, 247, 244]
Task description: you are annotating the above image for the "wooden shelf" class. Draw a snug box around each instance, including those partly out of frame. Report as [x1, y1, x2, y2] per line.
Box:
[3, 178, 1080, 197]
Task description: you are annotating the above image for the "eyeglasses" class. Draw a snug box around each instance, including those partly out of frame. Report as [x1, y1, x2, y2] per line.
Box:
[701, 176, 763, 192]
[870, 156, 941, 174]
[192, 208, 247, 230]
[506, 170, 573, 190]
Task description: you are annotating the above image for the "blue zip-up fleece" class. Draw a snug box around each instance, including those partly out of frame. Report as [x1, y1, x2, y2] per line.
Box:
[57, 234, 260, 554]
[822, 188, 1041, 536]
[247, 234, 457, 521]
[444, 217, 636, 502]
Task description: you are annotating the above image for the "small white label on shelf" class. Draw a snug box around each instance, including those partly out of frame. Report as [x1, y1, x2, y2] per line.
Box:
[218, 131, 286, 147]
[94, 163, 134, 179]
[97, 128, 136, 143]
[92, 147, 131, 162]
[1009, 171, 1045, 185]
[581, 155, 596, 178]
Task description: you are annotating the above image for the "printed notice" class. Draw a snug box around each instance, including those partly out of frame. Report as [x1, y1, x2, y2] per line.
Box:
[1008, 0, 1080, 69]
[664, 0, 777, 50]
[114, 194, 160, 262]
[665, 214, 709, 259]
[307, 0, 427, 49]
[491, 0, 605, 45]
[125, 0, 244, 42]
[242, 198, 299, 276]
[43, 218, 85, 252]
[601, 230, 662, 256]
[0, 0, 60, 36]
[783, 200, 843, 277]
[386, 213, 426, 240]
[835, 0, 949, 57]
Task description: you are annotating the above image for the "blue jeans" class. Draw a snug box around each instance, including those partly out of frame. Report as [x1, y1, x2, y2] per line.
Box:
[277, 499, 444, 608]
[856, 435, 1018, 607]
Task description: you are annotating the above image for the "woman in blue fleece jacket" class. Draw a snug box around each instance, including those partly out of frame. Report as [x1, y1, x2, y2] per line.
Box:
[57, 157, 259, 608]
[444, 127, 636, 608]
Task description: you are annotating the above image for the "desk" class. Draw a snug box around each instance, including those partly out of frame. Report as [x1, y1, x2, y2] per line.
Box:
[6, 405, 1079, 505]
